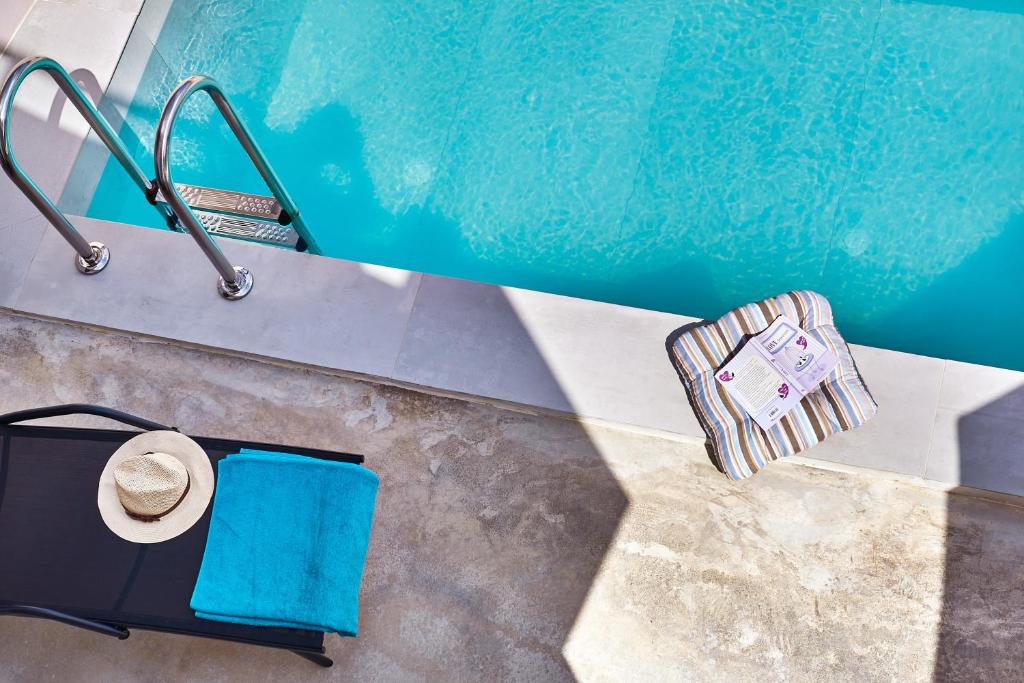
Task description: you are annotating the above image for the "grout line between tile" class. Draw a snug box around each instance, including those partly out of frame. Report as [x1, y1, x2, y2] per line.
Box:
[922, 359, 949, 482]
[4, 217, 47, 307]
[0, 0, 37, 58]
[388, 274, 425, 378]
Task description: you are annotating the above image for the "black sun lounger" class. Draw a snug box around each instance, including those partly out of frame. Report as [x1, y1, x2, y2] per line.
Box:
[0, 404, 365, 667]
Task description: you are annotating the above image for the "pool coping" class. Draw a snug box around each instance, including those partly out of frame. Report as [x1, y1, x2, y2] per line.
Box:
[2, 0, 1023, 497]
[5, 212, 1024, 497]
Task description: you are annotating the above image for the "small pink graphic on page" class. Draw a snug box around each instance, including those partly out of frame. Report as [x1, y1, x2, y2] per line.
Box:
[718, 371, 734, 382]
[796, 336, 808, 349]
[777, 383, 790, 399]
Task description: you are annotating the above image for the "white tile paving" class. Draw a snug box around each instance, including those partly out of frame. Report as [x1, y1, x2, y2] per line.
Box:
[927, 407, 1024, 497]
[15, 216, 423, 379]
[394, 277, 704, 434]
[924, 360, 1024, 494]
[0, 0, 141, 225]
[0, 215, 46, 307]
[807, 346, 946, 477]
[0, 0, 34, 55]
[0, 0, 143, 304]
[937, 359, 1024, 420]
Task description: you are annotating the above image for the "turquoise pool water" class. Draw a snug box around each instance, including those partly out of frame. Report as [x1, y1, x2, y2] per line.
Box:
[87, 1, 1024, 370]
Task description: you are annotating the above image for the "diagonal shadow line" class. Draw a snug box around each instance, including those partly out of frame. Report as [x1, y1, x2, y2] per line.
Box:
[934, 384, 1024, 681]
[67, 22, 630, 677]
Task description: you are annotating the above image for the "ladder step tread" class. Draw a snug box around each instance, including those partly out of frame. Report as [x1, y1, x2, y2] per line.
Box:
[175, 183, 283, 221]
[194, 210, 298, 248]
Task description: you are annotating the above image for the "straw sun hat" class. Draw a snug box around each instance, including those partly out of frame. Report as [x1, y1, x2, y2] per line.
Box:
[97, 431, 214, 544]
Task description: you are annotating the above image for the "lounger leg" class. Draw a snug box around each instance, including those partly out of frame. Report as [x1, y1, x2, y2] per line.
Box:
[291, 649, 333, 667]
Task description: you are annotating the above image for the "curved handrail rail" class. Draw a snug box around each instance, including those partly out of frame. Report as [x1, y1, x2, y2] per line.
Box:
[154, 75, 319, 300]
[0, 57, 162, 274]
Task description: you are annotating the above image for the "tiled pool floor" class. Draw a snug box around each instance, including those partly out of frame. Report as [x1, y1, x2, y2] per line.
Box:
[1, 311, 1021, 681]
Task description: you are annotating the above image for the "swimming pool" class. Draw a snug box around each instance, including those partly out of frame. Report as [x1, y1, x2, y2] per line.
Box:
[84, 0, 1024, 370]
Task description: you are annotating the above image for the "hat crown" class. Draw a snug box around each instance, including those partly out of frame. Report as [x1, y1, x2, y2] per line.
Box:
[99, 430, 214, 543]
[113, 452, 189, 518]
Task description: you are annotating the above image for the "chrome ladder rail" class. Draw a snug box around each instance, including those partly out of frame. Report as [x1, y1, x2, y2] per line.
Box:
[0, 56, 173, 274]
[154, 75, 321, 300]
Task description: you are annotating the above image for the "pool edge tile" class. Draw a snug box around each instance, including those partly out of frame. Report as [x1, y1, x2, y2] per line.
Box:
[927, 406, 1024, 497]
[13, 216, 421, 380]
[394, 273, 705, 436]
[0, 215, 47, 308]
[9, 216, 1024, 500]
[799, 345, 945, 478]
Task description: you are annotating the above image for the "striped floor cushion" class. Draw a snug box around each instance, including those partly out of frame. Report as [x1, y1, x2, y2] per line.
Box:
[669, 291, 877, 480]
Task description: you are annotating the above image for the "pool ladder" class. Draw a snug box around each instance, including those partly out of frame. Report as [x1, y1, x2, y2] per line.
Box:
[0, 56, 320, 300]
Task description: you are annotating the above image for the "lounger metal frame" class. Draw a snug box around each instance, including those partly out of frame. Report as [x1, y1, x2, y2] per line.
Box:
[0, 404, 365, 668]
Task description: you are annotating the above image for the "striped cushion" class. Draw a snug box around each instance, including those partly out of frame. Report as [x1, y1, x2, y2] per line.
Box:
[670, 291, 876, 480]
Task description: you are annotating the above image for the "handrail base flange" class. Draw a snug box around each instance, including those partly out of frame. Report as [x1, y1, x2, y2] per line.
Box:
[217, 266, 253, 300]
[75, 242, 109, 275]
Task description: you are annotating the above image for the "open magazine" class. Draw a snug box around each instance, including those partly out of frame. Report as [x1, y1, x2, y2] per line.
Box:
[715, 315, 837, 431]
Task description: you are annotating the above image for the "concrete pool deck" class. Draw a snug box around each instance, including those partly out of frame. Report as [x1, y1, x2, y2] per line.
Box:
[1, 310, 1023, 682]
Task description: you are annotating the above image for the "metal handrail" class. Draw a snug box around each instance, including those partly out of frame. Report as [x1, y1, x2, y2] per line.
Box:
[154, 75, 319, 300]
[0, 56, 166, 275]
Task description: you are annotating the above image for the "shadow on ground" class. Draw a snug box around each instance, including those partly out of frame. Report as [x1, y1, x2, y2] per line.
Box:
[2, 56, 629, 678]
[0, 311, 627, 681]
[934, 385, 1024, 681]
[0, 48, 648, 678]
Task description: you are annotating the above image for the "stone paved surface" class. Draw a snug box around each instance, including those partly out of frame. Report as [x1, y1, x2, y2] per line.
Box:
[0, 311, 1021, 682]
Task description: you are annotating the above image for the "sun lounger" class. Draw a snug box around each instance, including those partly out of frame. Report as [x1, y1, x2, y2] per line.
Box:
[0, 404, 367, 667]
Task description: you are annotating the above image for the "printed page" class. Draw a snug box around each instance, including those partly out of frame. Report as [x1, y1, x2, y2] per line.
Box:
[753, 316, 837, 394]
[716, 343, 802, 431]
[716, 315, 837, 431]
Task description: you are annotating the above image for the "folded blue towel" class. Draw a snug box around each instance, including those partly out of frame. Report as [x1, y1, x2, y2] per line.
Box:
[190, 449, 378, 635]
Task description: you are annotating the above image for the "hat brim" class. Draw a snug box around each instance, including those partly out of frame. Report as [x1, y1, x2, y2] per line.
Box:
[98, 431, 214, 544]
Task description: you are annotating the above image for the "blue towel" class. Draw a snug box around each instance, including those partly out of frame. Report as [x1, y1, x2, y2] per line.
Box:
[190, 449, 378, 635]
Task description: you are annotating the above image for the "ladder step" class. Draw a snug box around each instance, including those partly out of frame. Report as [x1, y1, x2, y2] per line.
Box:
[194, 210, 298, 248]
[175, 183, 283, 221]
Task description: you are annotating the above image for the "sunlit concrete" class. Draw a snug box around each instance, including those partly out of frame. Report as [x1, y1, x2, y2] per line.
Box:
[0, 312, 1020, 681]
